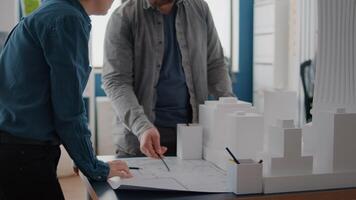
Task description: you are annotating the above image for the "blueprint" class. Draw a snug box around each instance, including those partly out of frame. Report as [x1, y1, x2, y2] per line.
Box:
[106, 157, 229, 193]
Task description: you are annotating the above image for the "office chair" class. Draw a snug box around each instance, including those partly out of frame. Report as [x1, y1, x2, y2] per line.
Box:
[300, 59, 315, 123]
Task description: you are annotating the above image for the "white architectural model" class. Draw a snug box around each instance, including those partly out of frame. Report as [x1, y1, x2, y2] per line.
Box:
[177, 124, 203, 160]
[263, 120, 313, 177]
[264, 0, 356, 193]
[175, 0, 356, 194]
[332, 111, 356, 172]
[304, 109, 356, 173]
[195, 94, 356, 194]
[199, 97, 257, 169]
[226, 111, 264, 161]
[263, 90, 297, 140]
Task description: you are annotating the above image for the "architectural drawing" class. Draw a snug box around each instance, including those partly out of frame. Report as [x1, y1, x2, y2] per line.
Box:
[107, 157, 229, 193]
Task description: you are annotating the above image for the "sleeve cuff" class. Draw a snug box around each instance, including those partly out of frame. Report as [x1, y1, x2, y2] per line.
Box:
[85, 160, 110, 182]
[131, 116, 154, 141]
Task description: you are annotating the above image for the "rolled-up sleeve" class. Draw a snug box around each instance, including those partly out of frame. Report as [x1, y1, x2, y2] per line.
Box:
[43, 16, 109, 181]
[102, 10, 153, 139]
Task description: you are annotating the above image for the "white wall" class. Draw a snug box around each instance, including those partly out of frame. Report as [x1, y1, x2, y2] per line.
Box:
[0, 0, 18, 32]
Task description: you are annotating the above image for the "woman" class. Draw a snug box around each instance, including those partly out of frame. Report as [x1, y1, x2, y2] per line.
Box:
[0, 0, 132, 199]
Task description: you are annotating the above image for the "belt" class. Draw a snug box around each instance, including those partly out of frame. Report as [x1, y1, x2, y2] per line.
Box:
[0, 131, 60, 146]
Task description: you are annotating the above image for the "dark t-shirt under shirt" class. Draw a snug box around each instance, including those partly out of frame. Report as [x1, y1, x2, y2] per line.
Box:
[154, 5, 192, 128]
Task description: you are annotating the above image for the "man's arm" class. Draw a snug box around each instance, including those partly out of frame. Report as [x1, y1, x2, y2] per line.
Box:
[203, 2, 235, 98]
[102, 9, 167, 158]
[44, 16, 131, 180]
[102, 9, 153, 140]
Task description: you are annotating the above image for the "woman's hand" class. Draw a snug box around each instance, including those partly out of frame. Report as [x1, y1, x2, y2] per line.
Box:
[107, 160, 133, 179]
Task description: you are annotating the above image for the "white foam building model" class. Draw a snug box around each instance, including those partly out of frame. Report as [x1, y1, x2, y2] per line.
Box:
[263, 90, 297, 151]
[226, 112, 264, 163]
[263, 110, 356, 193]
[263, 119, 313, 177]
[304, 109, 356, 174]
[191, 95, 356, 194]
[199, 97, 260, 170]
[176, 124, 203, 160]
[263, 0, 356, 193]
[181, 0, 356, 194]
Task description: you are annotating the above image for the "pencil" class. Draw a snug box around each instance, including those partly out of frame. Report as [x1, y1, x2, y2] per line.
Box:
[225, 147, 240, 164]
[129, 167, 141, 170]
[157, 153, 170, 172]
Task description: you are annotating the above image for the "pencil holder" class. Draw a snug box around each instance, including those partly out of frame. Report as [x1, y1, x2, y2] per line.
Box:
[227, 159, 263, 195]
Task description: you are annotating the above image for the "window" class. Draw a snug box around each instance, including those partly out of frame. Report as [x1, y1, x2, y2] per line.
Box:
[89, 0, 239, 72]
[205, 0, 239, 72]
[90, 1, 122, 67]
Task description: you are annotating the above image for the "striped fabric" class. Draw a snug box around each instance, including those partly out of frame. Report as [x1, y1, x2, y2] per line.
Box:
[314, 0, 356, 112]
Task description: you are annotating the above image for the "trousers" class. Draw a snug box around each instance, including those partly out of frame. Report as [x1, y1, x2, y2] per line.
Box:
[0, 143, 64, 200]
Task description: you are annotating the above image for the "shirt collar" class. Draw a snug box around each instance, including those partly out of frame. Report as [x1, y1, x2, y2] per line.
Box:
[143, 0, 184, 10]
[45, 0, 91, 23]
[69, 0, 91, 23]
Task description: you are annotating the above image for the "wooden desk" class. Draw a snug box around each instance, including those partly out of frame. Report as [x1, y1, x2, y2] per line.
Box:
[79, 156, 356, 200]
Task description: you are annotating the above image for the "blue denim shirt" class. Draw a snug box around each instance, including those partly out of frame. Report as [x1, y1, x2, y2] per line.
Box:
[0, 0, 109, 181]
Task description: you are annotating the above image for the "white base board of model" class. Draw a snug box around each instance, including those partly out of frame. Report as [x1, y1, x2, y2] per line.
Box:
[263, 171, 356, 194]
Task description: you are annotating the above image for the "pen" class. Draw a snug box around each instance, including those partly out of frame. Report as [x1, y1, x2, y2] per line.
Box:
[129, 167, 141, 170]
[225, 147, 240, 164]
[157, 153, 170, 172]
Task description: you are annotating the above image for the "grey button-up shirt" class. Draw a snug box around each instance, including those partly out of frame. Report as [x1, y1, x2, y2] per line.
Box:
[103, 0, 234, 155]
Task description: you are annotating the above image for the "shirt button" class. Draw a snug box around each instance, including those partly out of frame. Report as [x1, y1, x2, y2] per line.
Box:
[158, 41, 163, 45]
[157, 21, 162, 25]
[156, 64, 161, 68]
[98, 176, 102, 179]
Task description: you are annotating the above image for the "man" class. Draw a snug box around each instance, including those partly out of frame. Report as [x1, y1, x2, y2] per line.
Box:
[0, 0, 132, 199]
[103, 0, 234, 158]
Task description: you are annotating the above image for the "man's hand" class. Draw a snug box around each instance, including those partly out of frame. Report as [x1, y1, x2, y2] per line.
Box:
[140, 128, 167, 159]
[107, 160, 133, 179]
